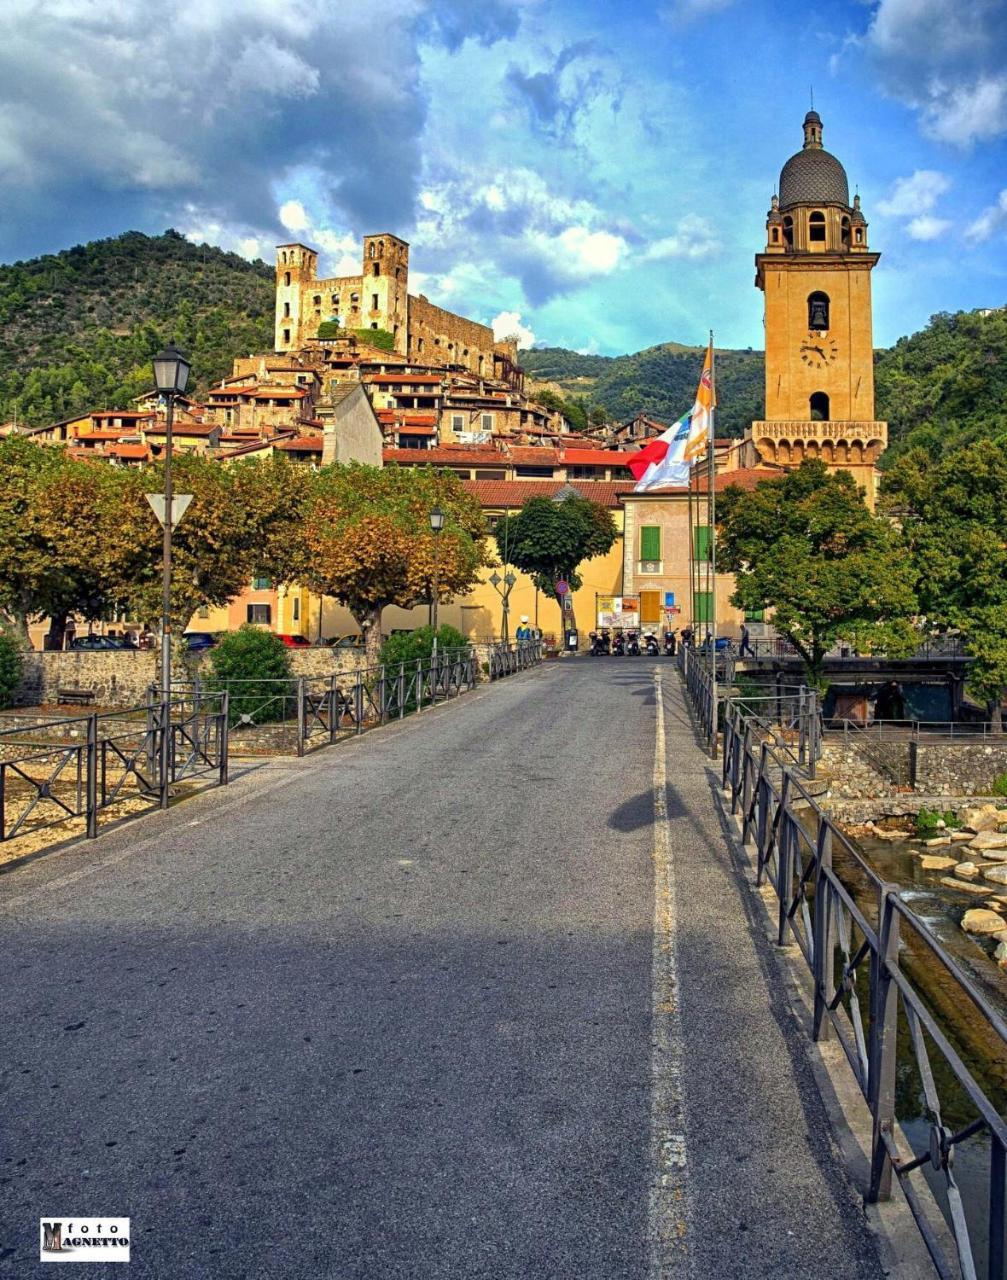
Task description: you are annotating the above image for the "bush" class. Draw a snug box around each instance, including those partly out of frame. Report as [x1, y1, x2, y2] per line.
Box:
[350, 326, 394, 351]
[991, 773, 1007, 797]
[913, 807, 962, 836]
[0, 631, 23, 708]
[207, 626, 292, 725]
[379, 624, 466, 668]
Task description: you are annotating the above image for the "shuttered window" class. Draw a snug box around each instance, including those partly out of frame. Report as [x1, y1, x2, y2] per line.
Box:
[640, 526, 661, 561]
[641, 592, 662, 624]
[693, 526, 712, 560]
[693, 592, 713, 623]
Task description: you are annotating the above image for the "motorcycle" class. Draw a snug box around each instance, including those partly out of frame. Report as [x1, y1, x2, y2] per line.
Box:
[589, 629, 610, 656]
[663, 629, 677, 656]
[611, 629, 626, 656]
[626, 629, 641, 657]
[644, 632, 660, 657]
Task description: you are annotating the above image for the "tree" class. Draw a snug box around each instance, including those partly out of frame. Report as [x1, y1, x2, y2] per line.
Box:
[0, 631, 23, 707]
[881, 441, 1007, 725]
[207, 626, 292, 726]
[495, 494, 617, 637]
[300, 464, 488, 664]
[717, 460, 918, 686]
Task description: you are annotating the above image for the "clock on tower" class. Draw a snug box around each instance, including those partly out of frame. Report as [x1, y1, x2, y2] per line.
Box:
[748, 111, 887, 505]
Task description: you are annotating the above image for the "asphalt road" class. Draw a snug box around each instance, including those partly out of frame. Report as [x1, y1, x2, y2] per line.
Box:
[0, 661, 887, 1278]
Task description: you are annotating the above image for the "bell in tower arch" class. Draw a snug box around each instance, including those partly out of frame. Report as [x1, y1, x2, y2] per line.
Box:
[808, 291, 830, 331]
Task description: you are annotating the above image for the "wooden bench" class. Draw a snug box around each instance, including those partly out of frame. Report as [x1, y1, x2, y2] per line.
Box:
[56, 687, 96, 706]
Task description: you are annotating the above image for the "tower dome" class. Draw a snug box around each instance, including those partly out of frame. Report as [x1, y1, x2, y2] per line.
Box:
[779, 111, 850, 209]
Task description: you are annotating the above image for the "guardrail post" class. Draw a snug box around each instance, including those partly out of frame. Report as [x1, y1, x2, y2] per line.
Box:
[867, 886, 900, 1203]
[798, 685, 808, 766]
[398, 662, 406, 719]
[329, 675, 338, 743]
[991, 1138, 1006, 1280]
[296, 676, 306, 757]
[812, 823, 834, 1042]
[160, 697, 171, 810]
[145, 683, 158, 782]
[379, 665, 389, 723]
[415, 658, 424, 712]
[776, 775, 793, 941]
[219, 692, 230, 785]
[809, 689, 819, 778]
[85, 712, 99, 838]
[354, 674, 364, 736]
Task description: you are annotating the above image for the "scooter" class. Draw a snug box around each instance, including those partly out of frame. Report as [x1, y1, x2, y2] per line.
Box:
[626, 629, 641, 657]
[589, 629, 610, 656]
[611, 629, 626, 656]
[663, 629, 677, 656]
[644, 631, 660, 657]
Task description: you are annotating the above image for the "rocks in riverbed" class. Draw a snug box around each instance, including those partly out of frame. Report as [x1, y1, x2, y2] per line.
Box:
[939, 877, 993, 896]
[961, 804, 1006, 834]
[968, 830, 1007, 851]
[961, 908, 1007, 935]
[920, 855, 958, 871]
[924, 836, 952, 847]
[950, 831, 974, 842]
[983, 864, 1007, 886]
[955, 861, 980, 878]
[996, 940, 1007, 968]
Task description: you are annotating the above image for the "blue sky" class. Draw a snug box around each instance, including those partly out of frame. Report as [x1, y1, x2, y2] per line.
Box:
[0, 0, 1004, 354]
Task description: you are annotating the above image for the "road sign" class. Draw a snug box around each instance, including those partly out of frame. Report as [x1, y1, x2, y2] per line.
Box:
[146, 493, 193, 528]
[555, 580, 569, 596]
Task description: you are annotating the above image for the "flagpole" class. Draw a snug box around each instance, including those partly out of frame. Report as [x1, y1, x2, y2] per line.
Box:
[708, 331, 717, 745]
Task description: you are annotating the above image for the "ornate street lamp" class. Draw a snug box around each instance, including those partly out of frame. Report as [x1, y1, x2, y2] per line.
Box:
[430, 507, 445, 663]
[488, 569, 517, 641]
[151, 342, 190, 808]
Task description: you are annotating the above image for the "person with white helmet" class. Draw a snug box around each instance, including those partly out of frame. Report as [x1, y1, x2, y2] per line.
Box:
[515, 615, 532, 641]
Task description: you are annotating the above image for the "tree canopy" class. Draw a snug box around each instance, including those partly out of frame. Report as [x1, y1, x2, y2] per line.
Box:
[717, 460, 918, 684]
[881, 440, 1007, 720]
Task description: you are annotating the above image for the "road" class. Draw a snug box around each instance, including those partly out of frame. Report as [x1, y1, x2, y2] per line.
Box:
[1, 661, 887, 1278]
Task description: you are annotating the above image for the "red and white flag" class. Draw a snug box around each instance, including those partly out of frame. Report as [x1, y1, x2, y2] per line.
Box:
[627, 343, 714, 492]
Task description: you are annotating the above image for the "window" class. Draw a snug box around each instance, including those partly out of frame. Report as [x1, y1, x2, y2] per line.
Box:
[284, 271, 291, 286]
[252, 576, 271, 590]
[283, 301, 290, 318]
[373, 262, 380, 277]
[371, 322, 378, 330]
[451, 414, 464, 430]
[841, 217, 851, 250]
[196, 606, 210, 620]
[283, 329, 290, 345]
[475, 468, 506, 480]
[809, 211, 826, 243]
[771, 227, 779, 243]
[808, 291, 830, 330]
[371, 294, 379, 311]
[640, 526, 661, 561]
[692, 592, 713, 623]
[480, 413, 494, 431]
[810, 392, 830, 421]
[693, 525, 712, 561]
[783, 216, 793, 248]
[247, 603, 272, 624]
[292, 597, 300, 621]
[855, 228, 863, 244]
[313, 295, 321, 305]
[515, 465, 553, 478]
[350, 292, 359, 302]
[417, 338, 424, 352]
[745, 608, 766, 622]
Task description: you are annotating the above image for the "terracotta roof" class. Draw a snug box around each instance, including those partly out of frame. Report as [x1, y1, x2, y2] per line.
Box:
[75, 429, 131, 441]
[366, 373, 443, 385]
[397, 424, 437, 436]
[246, 388, 308, 400]
[384, 446, 501, 466]
[561, 448, 635, 468]
[145, 422, 218, 437]
[107, 443, 150, 460]
[274, 435, 323, 452]
[507, 446, 561, 463]
[207, 386, 253, 397]
[462, 479, 635, 509]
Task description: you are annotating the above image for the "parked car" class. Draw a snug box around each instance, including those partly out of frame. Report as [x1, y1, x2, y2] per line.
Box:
[276, 633, 312, 648]
[325, 634, 365, 649]
[70, 634, 136, 650]
[183, 631, 218, 652]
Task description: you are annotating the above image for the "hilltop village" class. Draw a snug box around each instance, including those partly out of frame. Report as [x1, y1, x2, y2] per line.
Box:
[3, 112, 891, 645]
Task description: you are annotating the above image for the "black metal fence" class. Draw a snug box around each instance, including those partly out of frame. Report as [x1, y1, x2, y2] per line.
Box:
[0, 693, 228, 846]
[717, 692, 1007, 1280]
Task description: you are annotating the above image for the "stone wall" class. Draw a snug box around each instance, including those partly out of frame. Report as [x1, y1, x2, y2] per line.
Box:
[819, 740, 899, 800]
[15, 651, 158, 708]
[408, 294, 496, 373]
[818, 737, 1007, 803]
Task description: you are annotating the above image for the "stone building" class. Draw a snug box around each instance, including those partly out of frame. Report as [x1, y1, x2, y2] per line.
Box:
[751, 110, 887, 503]
[274, 233, 513, 378]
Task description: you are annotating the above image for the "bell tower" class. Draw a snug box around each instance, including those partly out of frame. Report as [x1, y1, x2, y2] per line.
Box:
[752, 111, 886, 503]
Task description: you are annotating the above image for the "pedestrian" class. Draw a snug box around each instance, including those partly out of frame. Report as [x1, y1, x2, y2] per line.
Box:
[515, 615, 532, 641]
[739, 623, 754, 657]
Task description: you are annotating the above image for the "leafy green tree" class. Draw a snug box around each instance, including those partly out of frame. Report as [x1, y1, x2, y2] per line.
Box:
[717, 460, 918, 686]
[882, 441, 1007, 725]
[495, 494, 617, 636]
[0, 436, 67, 642]
[379, 624, 466, 667]
[206, 626, 292, 726]
[301, 464, 488, 664]
[0, 631, 24, 707]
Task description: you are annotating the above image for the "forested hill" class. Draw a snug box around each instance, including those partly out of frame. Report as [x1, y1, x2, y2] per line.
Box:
[0, 231, 274, 426]
[522, 305, 1007, 457]
[520, 342, 764, 438]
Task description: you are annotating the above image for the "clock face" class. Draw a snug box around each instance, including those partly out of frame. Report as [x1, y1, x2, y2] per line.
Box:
[800, 335, 839, 369]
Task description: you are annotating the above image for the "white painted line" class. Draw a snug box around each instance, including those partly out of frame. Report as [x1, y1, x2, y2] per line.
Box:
[647, 669, 693, 1278]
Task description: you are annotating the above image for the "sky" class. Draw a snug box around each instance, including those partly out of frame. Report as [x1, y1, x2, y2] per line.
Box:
[0, 0, 1005, 355]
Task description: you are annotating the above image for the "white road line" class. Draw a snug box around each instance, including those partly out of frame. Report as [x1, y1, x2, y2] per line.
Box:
[647, 669, 692, 1278]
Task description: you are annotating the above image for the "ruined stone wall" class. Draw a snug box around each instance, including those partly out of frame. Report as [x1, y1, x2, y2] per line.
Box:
[15, 652, 159, 708]
[408, 295, 496, 373]
[819, 738, 1007, 801]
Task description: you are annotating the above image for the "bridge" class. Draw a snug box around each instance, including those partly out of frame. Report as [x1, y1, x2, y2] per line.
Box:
[0, 660, 983, 1277]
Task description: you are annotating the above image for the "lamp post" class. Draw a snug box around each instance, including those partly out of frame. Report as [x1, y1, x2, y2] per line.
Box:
[151, 342, 190, 806]
[430, 506, 445, 663]
[488, 570, 517, 641]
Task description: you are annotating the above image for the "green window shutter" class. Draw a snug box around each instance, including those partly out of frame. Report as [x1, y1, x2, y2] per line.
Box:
[745, 608, 765, 622]
[693, 591, 713, 623]
[640, 526, 661, 560]
[693, 525, 711, 560]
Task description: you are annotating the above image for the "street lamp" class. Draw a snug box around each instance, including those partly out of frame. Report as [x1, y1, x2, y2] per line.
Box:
[430, 507, 445, 663]
[488, 570, 517, 641]
[151, 342, 190, 807]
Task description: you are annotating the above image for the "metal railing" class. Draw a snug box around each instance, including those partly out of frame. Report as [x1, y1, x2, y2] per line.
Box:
[0, 694, 229, 847]
[486, 639, 543, 679]
[721, 694, 1007, 1280]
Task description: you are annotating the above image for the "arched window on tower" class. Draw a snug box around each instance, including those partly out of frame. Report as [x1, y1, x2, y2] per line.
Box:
[284, 271, 291, 287]
[809, 211, 826, 243]
[368, 243, 376, 258]
[783, 216, 794, 248]
[771, 226, 780, 244]
[373, 262, 380, 277]
[841, 216, 851, 250]
[810, 392, 830, 421]
[808, 291, 830, 331]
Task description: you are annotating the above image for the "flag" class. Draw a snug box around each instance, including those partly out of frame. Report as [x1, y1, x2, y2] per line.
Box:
[628, 343, 715, 492]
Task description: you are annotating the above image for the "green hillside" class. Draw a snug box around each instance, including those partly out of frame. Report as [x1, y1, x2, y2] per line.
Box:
[0, 230, 274, 426]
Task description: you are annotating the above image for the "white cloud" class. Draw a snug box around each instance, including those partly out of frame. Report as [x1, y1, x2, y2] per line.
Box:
[278, 200, 310, 234]
[492, 310, 535, 348]
[906, 214, 951, 240]
[555, 226, 627, 276]
[966, 189, 1007, 243]
[660, 0, 735, 23]
[644, 214, 720, 260]
[923, 74, 1007, 146]
[877, 169, 950, 216]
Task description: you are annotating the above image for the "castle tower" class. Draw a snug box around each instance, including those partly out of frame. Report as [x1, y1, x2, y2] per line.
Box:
[752, 111, 886, 501]
[361, 234, 410, 356]
[275, 244, 318, 352]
